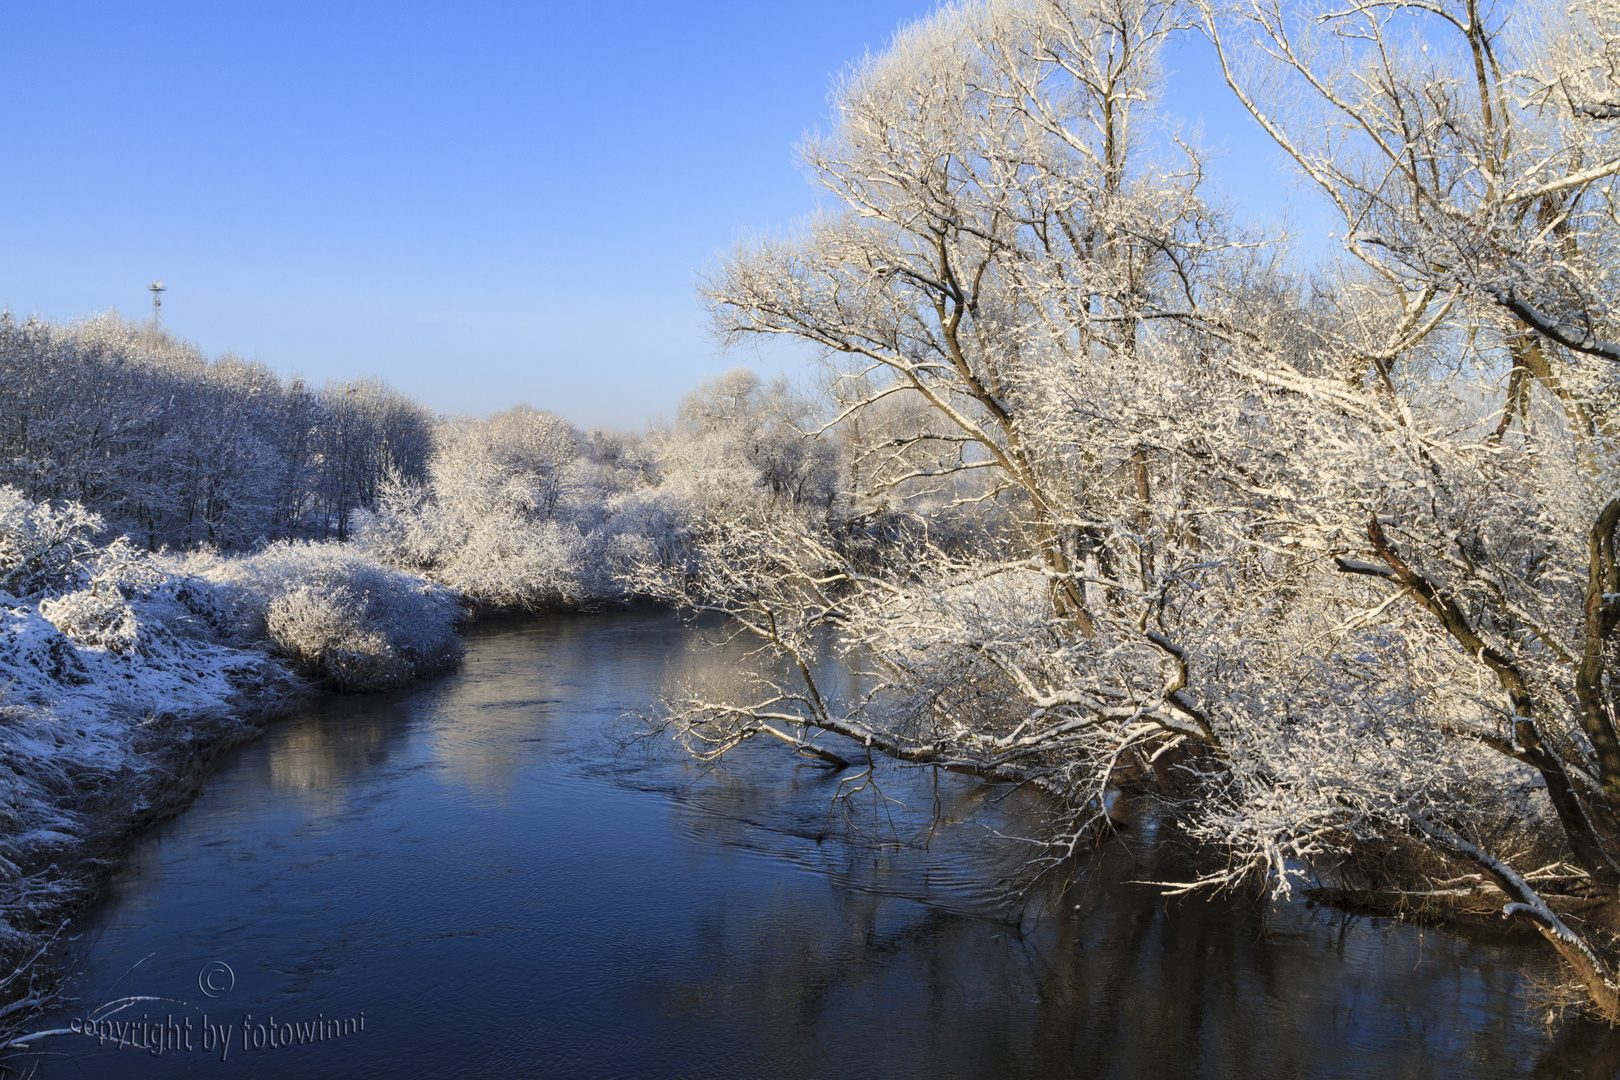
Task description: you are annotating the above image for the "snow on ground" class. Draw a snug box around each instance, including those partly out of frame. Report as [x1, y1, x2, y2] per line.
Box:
[0, 488, 467, 1027]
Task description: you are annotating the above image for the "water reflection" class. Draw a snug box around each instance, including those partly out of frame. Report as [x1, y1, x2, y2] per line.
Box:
[17, 610, 1620, 1079]
[265, 703, 414, 800]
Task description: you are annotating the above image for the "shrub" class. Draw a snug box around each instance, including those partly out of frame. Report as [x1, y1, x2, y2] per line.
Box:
[38, 589, 139, 654]
[265, 585, 405, 690]
[179, 541, 463, 691]
[0, 486, 101, 600]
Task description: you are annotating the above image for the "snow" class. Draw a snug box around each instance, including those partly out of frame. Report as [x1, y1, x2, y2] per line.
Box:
[0, 488, 468, 1013]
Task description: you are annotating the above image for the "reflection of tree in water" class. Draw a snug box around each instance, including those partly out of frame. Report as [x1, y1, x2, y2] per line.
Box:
[415, 611, 712, 798]
[1532, 1022, 1620, 1078]
[171, 611, 1620, 1078]
[256, 612, 631, 807]
[635, 832, 1601, 1077]
[650, 621, 1620, 1077]
[264, 697, 414, 806]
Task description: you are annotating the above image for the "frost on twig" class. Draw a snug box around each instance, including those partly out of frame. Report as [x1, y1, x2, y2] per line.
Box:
[659, 0, 1620, 1024]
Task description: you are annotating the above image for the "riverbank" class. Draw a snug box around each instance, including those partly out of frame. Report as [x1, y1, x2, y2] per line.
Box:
[3, 484, 1612, 1063]
[0, 601, 302, 1035]
[0, 514, 472, 1039]
[8, 592, 1619, 1073]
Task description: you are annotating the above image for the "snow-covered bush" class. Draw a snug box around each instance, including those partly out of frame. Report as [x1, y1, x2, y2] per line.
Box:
[597, 488, 700, 578]
[660, 369, 836, 509]
[178, 541, 462, 691]
[38, 537, 173, 654]
[38, 589, 140, 654]
[265, 585, 406, 690]
[435, 517, 587, 609]
[357, 381, 842, 611]
[0, 486, 101, 599]
[359, 478, 593, 610]
[358, 407, 619, 609]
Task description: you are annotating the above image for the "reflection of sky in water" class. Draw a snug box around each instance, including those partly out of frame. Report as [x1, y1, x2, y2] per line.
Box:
[24, 611, 1620, 1079]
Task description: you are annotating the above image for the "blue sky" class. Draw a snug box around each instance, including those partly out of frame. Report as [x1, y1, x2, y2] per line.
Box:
[0, 2, 1330, 430]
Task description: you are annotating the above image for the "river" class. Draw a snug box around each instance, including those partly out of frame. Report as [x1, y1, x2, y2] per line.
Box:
[18, 610, 1620, 1078]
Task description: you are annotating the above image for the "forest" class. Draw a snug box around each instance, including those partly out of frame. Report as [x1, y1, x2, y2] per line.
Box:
[5, 0, 1620, 1041]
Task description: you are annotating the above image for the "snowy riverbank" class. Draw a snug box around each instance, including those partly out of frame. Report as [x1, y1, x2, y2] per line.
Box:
[0, 488, 466, 1030]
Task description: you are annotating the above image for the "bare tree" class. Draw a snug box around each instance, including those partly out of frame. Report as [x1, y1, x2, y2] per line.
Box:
[638, 0, 1620, 1022]
[1200, 0, 1620, 1014]
[663, 0, 1258, 869]
[311, 378, 433, 541]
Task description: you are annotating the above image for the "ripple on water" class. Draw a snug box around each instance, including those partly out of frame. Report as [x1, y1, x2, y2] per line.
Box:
[20, 610, 1619, 1080]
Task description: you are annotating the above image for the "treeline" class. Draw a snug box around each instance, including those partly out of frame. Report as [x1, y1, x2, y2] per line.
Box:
[0, 312, 432, 549]
[0, 312, 854, 597]
[359, 366, 842, 609]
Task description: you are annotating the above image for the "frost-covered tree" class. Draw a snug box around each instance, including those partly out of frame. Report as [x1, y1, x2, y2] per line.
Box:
[657, 368, 837, 511]
[704, 0, 1219, 632]
[1195, 0, 1620, 1015]
[652, 0, 1257, 859]
[644, 0, 1620, 1022]
[310, 378, 434, 542]
[0, 313, 431, 548]
[358, 406, 593, 608]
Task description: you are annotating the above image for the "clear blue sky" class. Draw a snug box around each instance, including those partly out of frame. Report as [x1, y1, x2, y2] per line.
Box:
[0, 2, 1329, 430]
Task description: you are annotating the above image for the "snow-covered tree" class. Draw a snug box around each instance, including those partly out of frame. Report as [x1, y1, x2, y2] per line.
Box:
[0, 313, 433, 548]
[309, 378, 434, 542]
[667, 368, 838, 509]
[1196, 0, 1620, 1014]
[646, 0, 1620, 1021]
[357, 406, 594, 608]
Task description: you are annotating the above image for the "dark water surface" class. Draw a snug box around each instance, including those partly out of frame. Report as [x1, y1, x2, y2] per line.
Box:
[18, 611, 1620, 1078]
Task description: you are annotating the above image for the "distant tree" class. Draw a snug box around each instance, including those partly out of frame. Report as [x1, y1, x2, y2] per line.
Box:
[311, 378, 434, 541]
[664, 368, 837, 510]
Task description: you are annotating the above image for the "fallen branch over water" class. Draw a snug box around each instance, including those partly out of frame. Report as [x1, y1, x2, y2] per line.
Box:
[1304, 886, 1609, 920]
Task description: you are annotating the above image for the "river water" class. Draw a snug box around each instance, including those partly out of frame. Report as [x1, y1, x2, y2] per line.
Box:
[18, 611, 1620, 1078]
